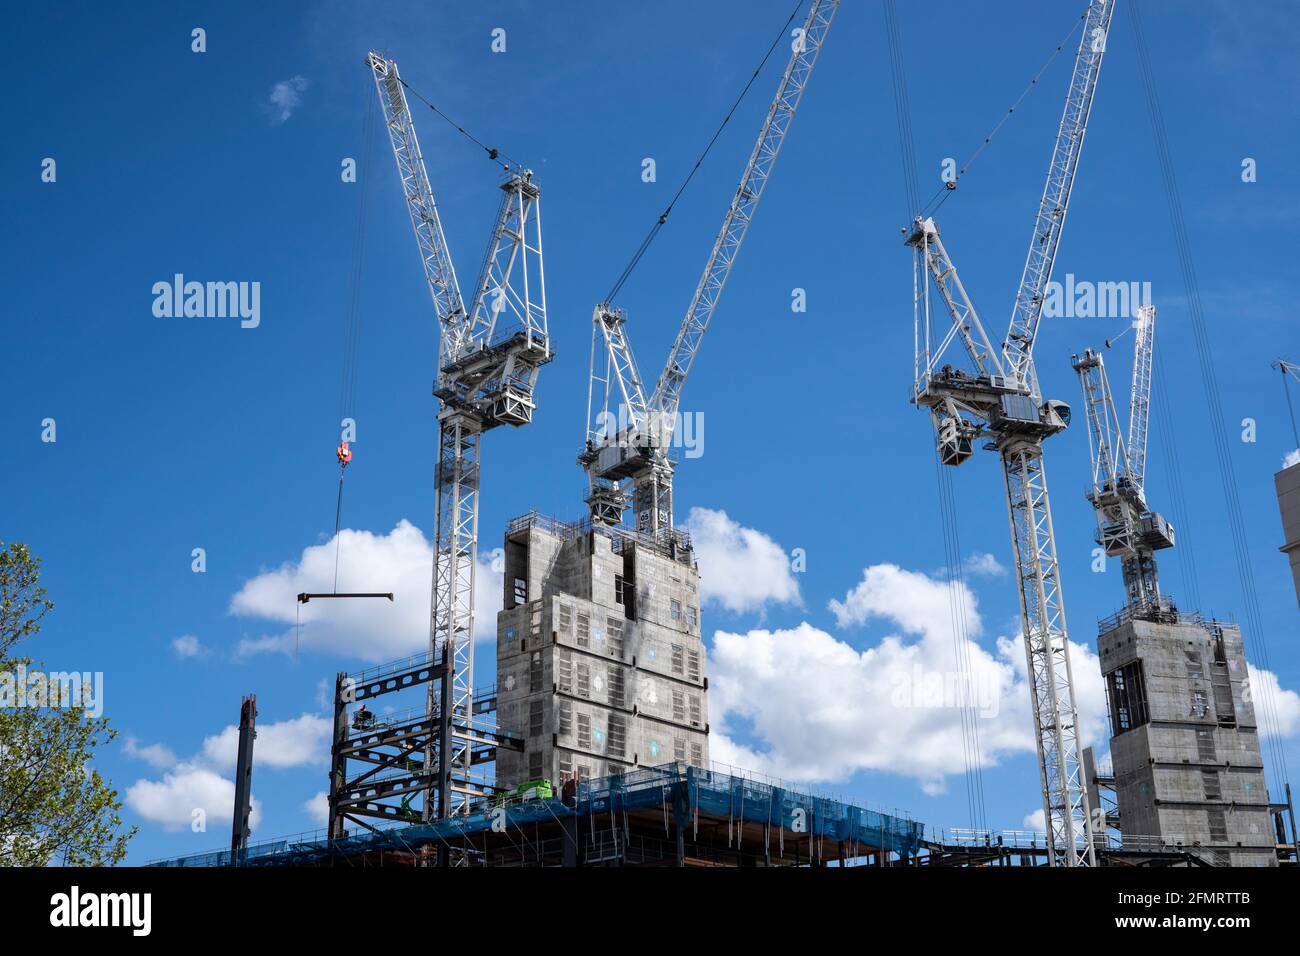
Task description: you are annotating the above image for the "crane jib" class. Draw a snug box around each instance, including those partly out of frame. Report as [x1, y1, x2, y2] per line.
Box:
[1003, 0, 1117, 394]
[583, 0, 840, 535]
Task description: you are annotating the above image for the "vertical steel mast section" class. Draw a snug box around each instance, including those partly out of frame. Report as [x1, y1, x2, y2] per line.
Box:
[582, 0, 839, 534]
[369, 52, 550, 820]
[907, 0, 1116, 866]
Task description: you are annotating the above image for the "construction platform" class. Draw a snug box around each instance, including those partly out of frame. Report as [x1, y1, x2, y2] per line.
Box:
[149, 763, 924, 867]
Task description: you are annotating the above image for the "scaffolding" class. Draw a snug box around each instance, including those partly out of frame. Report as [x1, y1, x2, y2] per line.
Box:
[148, 763, 925, 868]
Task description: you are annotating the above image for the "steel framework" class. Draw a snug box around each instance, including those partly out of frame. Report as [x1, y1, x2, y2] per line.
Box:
[1072, 305, 1176, 618]
[907, 0, 1118, 866]
[326, 654, 521, 839]
[368, 51, 551, 829]
[581, 0, 839, 533]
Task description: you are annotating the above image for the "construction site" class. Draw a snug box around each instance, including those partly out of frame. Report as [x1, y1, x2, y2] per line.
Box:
[143, 0, 1299, 870]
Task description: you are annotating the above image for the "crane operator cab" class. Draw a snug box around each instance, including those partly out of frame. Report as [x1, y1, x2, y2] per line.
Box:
[1042, 399, 1071, 431]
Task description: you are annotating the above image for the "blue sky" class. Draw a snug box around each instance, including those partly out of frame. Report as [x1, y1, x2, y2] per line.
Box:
[3, 0, 1298, 862]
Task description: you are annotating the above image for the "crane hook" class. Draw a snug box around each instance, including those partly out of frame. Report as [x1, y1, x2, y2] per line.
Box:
[336, 441, 353, 469]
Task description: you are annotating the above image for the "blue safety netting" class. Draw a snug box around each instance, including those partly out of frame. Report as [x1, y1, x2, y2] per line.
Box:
[148, 763, 923, 866]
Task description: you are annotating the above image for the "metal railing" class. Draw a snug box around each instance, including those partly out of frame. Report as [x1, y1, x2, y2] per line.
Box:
[342, 650, 441, 690]
[1097, 601, 1183, 635]
[507, 509, 694, 565]
[926, 826, 1209, 855]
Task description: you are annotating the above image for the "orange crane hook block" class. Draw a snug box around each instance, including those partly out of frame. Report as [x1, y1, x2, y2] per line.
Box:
[336, 441, 353, 468]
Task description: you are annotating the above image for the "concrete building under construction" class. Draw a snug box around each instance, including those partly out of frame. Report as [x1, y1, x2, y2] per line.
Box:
[1275, 459, 1300, 610]
[1096, 610, 1276, 866]
[147, 4, 1300, 871]
[494, 512, 710, 790]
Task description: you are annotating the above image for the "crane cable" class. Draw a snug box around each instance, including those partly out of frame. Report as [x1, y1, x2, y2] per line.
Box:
[395, 75, 522, 173]
[1152, 347, 1204, 613]
[916, 9, 1087, 221]
[886, 0, 987, 832]
[329, 75, 379, 603]
[1278, 362, 1300, 450]
[1130, 0, 1290, 794]
[603, 0, 806, 306]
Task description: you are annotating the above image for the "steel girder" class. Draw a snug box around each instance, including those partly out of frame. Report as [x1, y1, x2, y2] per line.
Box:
[327, 657, 521, 839]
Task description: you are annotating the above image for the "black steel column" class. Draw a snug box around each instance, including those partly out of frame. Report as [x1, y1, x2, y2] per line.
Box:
[436, 636, 454, 867]
[327, 673, 348, 841]
[230, 694, 257, 862]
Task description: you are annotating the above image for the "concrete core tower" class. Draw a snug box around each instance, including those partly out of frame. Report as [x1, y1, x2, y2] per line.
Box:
[1097, 613, 1275, 866]
[494, 513, 709, 790]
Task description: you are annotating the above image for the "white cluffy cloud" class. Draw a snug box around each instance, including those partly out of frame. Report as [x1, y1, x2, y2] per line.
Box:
[710, 563, 1109, 795]
[200, 714, 331, 770]
[229, 520, 502, 662]
[1249, 664, 1300, 738]
[715, 561, 1300, 796]
[963, 553, 1006, 577]
[125, 765, 262, 834]
[304, 791, 330, 826]
[124, 712, 330, 833]
[171, 634, 205, 659]
[679, 507, 801, 614]
[122, 736, 177, 769]
[265, 75, 309, 125]
[1023, 808, 1047, 832]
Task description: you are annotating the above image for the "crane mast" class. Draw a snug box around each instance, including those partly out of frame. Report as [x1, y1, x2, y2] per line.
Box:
[1072, 304, 1175, 617]
[370, 52, 551, 823]
[582, 0, 839, 534]
[907, 0, 1117, 867]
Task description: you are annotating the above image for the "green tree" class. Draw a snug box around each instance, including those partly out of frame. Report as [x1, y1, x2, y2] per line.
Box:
[0, 542, 135, 865]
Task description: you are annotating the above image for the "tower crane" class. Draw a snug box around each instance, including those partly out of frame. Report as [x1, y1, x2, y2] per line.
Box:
[1072, 305, 1177, 619]
[906, 0, 1117, 866]
[581, 0, 839, 534]
[369, 52, 551, 820]
[1272, 358, 1300, 452]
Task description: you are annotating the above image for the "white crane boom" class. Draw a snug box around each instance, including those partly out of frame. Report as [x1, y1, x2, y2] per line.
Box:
[1003, 0, 1117, 396]
[369, 54, 467, 375]
[582, 0, 839, 534]
[907, 0, 1118, 867]
[650, 0, 838, 424]
[1126, 303, 1155, 492]
[1072, 304, 1175, 617]
[1075, 344, 1129, 498]
[370, 51, 550, 826]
